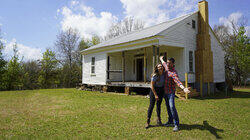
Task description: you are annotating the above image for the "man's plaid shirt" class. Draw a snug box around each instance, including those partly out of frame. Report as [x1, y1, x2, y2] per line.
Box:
[162, 62, 184, 94]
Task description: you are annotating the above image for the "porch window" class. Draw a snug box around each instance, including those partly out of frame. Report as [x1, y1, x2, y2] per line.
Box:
[91, 57, 95, 74]
[189, 51, 193, 72]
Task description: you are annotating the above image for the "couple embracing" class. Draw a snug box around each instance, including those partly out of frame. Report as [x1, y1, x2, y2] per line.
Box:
[146, 56, 190, 132]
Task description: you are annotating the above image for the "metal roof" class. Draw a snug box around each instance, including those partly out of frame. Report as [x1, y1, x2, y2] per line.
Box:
[82, 11, 197, 52]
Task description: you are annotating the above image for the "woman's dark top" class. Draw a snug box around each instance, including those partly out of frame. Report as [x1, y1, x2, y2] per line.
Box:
[151, 73, 165, 87]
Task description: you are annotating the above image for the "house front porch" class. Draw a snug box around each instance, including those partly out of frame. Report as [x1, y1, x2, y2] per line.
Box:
[106, 45, 186, 85]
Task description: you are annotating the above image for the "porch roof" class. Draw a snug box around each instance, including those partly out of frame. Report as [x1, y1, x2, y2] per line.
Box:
[82, 11, 197, 53]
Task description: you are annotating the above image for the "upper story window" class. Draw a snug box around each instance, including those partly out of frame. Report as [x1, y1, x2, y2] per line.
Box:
[189, 51, 193, 72]
[91, 57, 95, 74]
[192, 20, 196, 29]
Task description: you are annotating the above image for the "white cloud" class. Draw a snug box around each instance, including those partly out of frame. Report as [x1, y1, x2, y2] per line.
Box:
[58, 1, 118, 39]
[219, 12, 249, 36]
[219, 12, 243, 28]
[120, 0, 198, 27]
[120, 0, 169, 26]
[3, 39, 43, 61]
[58, 0, 199, 39]
[70, 0, 79, 7]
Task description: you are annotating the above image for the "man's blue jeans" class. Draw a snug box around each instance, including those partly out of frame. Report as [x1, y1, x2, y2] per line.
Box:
[164, 93, 179, 126]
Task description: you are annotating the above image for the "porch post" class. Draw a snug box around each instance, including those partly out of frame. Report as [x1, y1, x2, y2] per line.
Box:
[144, 48, 147, 83]
[107, 56, 110, 80]
[122, 51, 125, 83]
[152, 46, 155, 71]
[156, 45, 159, 64]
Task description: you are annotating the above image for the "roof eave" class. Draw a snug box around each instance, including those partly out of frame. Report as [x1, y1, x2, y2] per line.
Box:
[81, 35, 163, 55]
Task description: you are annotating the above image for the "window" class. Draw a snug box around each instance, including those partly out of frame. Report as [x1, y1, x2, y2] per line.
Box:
[91, 57, 95, 74]
[192, 20, 196, 29]
[189, 51, 193, 72]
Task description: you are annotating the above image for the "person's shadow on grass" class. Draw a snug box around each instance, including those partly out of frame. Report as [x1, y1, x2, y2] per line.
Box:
[146, 121, 223, 139]
[180, 121, 224, 139]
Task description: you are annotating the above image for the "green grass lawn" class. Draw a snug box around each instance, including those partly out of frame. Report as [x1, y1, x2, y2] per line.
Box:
[0, 88, 249, 139]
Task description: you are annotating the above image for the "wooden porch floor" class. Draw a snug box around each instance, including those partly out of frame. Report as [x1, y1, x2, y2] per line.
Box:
[108, 81, 151, 88]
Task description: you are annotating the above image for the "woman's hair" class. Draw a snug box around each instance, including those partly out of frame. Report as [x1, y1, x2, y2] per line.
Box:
[151, 63, 165, 78]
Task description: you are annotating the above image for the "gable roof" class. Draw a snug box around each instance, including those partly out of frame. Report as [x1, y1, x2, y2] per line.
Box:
[82, 11, 198, 52]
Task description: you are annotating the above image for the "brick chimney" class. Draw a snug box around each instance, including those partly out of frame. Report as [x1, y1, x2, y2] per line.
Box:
[195, 0, 214, 83]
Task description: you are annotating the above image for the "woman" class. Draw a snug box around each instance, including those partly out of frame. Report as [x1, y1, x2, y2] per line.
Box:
[146, 63, 165, 129]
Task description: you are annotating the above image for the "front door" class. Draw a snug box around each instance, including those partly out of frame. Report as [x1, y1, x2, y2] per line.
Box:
[136, 58, 143, 81]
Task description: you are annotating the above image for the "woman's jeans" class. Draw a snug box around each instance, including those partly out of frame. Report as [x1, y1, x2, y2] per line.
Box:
[147, 87, 164, 120]
[164, 92, 179, 126]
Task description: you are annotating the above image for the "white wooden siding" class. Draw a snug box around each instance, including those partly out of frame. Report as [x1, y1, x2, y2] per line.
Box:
[159, 13, 198, 83]
[210, 29, 226, 83]
[82, 52, 107, 85]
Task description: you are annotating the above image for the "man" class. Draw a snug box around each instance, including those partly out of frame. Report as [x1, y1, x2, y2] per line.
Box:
[159, 56, 190, 132]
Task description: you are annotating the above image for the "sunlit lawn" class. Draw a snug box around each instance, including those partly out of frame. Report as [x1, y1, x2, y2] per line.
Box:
[0, 88, 249, 139]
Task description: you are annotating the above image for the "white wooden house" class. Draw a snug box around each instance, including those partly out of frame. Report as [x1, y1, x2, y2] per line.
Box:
[81, 0, 225, 96]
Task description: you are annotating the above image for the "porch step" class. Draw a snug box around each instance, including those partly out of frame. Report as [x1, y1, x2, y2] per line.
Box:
[175, 86, 200, 99]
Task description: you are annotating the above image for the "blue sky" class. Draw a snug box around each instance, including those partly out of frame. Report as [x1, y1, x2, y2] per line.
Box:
[0, 0, 249, 61]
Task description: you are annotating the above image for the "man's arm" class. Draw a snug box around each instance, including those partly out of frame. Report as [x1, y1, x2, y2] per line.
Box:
[160, 56, 182, 85]
[159, 56, 190, 94]
[171, 72, 183, 87]
[159, 56, 168, 71]
[170, 70, 190, 94]
[171, 71, 191, 93]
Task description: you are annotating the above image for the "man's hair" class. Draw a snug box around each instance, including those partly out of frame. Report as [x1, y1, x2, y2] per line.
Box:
[168, 57, 175, 63]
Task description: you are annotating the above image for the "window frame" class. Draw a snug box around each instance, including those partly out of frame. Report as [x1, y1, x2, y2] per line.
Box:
[189, 51, 194, 72]
[192, 20, 196, 29]
[91, 57, 96, 75]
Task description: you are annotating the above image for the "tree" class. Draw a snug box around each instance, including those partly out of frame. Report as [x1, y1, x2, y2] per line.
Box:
[230, 26, 250, 86]
[213, 18, 250, 87]
[21, 60, 40, 89]
[77, 35, 101, 64]
[5, 42, 22, 90]
[104, 16, 144, 40]
[55, 28, 80, 87]
[78, 38, 91, 51]
[38, 49, 58, 88]
[0, 29, 7, 90]
[91, 35, 101, 46]
[77, 38, 91, 68]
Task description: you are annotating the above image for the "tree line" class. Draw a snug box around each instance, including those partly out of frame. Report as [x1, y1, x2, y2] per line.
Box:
[0, 28, 92, 90]
[0, 17, 144, 90]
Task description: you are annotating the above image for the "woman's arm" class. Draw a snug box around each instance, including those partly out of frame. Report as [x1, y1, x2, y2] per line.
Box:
[151, 81, 159, 101]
